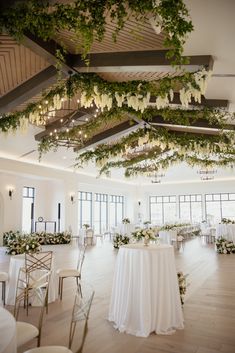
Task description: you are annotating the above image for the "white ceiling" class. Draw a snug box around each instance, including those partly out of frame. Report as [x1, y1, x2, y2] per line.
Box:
[0, 0, 235, 184]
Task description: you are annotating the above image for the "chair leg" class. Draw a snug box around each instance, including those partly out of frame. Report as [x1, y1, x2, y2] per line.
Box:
[2, 281, 6, 306]
[58, 277, 61, 295]
[60, 278, 64, 300]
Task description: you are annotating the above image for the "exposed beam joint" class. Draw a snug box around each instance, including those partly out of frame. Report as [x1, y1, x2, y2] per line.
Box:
[22, 32, 76, 74]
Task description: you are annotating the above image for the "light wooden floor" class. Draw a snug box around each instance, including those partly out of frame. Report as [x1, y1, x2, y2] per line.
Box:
[1, 237, 235, 353]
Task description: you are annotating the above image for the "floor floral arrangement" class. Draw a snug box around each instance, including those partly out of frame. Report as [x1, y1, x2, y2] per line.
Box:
[215, 237, 235, 254]
[177, 271, 188, 305]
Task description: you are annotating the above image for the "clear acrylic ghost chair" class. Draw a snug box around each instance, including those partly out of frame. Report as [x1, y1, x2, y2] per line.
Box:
[57, 245, 86, 300]
[23, 282, 95, 353]
[14, 272, 50, 349]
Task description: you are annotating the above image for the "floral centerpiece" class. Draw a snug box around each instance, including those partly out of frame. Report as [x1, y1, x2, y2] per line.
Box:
[177, 271, 188, 305]
[113, 233, 130, 249]
[216, 237, 235, 254]
[122, 218, 130, 224]
[160, 223, 190, 231]
[132, 228, 156, 246]
[83, 224, 90, 229]
[221, 218, 235, 224]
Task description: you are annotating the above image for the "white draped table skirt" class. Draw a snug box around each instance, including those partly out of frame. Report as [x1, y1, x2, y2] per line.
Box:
[216, 224, 235, 242]
[109, 244, 184, 337]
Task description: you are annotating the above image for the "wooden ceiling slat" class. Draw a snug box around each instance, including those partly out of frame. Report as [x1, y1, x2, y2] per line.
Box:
[0, 34, 49, 97]
[0, 55, 9, 93]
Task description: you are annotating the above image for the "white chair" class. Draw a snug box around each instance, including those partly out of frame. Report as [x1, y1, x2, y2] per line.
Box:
[94, 233, 104, 244]
[171, 234, 185, 250]
[23, 282, 95, 353]
[0, 271, 8, 305]
[57, 246, 86, 300]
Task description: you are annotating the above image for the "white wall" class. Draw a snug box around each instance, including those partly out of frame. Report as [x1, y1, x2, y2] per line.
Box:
[0, 158, 136, 244]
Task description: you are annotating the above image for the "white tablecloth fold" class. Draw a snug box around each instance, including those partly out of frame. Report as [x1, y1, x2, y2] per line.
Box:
[109, 244, 184, 337]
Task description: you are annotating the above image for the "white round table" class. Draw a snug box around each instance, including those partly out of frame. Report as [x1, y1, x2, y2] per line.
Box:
[0, 307, 16, 353]
[108, 243, 184, 337]
[6, 253, 58, 305]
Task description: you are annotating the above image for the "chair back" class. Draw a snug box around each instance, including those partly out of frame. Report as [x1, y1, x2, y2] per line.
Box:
[77, 246, 86, 274]
[14, 267, 50, 340]
[68, 282, 95, 353]
[25, 251, 53, 273]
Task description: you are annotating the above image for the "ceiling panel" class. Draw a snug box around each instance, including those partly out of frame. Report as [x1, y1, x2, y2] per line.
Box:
[55, 16, 165, 54]
[0, 35, 49, 97]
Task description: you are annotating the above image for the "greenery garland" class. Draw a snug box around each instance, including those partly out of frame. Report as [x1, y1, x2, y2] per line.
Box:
[123, 153, 235, 178]
[0, 69, 213, 134]
[0, 0, 193, 65]
[75, 126, 235, 165]
[38, 104, 234, 158]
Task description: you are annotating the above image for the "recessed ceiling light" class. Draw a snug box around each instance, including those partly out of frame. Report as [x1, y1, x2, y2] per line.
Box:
[62, 156, 67, 160]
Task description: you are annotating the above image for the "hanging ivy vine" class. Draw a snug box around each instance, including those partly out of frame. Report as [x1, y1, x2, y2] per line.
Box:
[0, 0, 193, 65]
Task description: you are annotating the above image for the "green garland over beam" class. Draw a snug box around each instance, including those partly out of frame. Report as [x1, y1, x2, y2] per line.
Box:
[124, 154, 235, 178]
[0, 0, 193, 65]
[0, 69, 213, 134]
[75, 127, 235, 165]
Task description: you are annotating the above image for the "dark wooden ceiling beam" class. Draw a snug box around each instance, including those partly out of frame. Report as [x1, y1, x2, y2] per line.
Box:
[75, 120, 139, 152]
[148, 115, 235, 131]
[70, 50, 214, 73]
[150, 93, 229, 108]
[0, 65, 58, 114]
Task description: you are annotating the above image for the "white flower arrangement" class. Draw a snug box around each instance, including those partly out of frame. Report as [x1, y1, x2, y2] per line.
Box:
[132, 228, 156, 242]
[122, 218, 130, 224]
[113, 233, 130, 249]
[221, 218, 235, 224]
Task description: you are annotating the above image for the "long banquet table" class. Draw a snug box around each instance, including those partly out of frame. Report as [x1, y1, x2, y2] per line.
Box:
[108, 243, 184, 337]
[216, 224, 235, 242]
[6, 253, 58, 305]
[0, 307, 17, 353]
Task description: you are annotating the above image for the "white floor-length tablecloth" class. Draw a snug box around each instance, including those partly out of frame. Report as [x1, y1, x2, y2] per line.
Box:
[216, 224, 235, 242]
[108, 243, 184, 337]
[0, 307, 17, 353]
[158, 230, 177, 245]
[6, 253, 58, 305]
